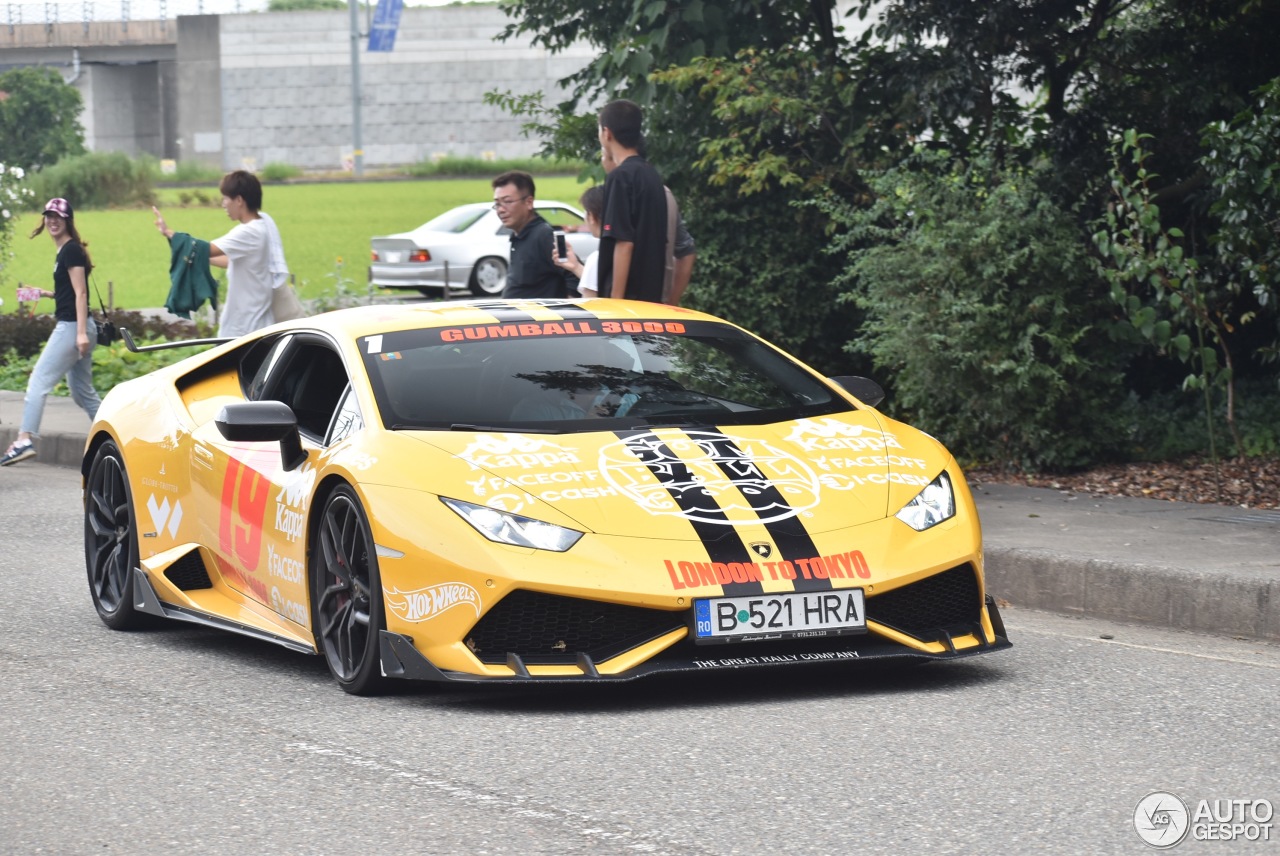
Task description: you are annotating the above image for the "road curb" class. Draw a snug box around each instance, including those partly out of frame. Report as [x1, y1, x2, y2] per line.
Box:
[0, 426, 86, 472]
[985, 546, 1279, 641]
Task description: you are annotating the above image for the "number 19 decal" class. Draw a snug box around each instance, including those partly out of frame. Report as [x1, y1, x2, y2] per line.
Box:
[219, 457, 270, 571]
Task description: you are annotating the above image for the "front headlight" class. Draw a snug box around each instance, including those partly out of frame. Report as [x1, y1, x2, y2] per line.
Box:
[894, 472, 956, 531]
[441, 497, 584, 552]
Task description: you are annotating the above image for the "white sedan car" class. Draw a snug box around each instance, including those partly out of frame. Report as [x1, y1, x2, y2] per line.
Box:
[369, 201, 600, 296]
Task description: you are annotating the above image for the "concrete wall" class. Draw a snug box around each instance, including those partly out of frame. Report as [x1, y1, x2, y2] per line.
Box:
[213, 7, 593, 170]
[175, 15, 225, 166]
[85, 63, 164, 156]
[1, 6, 593, 170]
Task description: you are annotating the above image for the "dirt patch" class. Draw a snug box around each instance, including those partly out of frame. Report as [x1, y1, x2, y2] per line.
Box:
[966, 455, 1280, 510]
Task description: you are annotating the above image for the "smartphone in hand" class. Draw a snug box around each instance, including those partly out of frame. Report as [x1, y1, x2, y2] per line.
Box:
[554, 229, 568, 263]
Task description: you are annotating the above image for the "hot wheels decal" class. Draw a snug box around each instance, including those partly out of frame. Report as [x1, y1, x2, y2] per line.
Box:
[386, 583, 481, 623]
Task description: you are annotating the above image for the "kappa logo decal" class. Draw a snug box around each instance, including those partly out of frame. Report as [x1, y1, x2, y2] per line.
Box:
[600, 431, 821, 525]
[386, 583, 481, 623]
[785, 417, 904, 452]
[458, 434, 581, 470]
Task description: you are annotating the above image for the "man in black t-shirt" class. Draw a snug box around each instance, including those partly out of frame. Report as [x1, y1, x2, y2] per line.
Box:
[493, 171, 566, 300]
[597, 100, 668, 302]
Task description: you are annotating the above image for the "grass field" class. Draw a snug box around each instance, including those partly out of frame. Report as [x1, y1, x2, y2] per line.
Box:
[2, 176, 592, 312]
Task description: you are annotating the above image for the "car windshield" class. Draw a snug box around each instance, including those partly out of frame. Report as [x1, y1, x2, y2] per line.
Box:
[417, 206, 489, 233]
[360, 317, 854, 431]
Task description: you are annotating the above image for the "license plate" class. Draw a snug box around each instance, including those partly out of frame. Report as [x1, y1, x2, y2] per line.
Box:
[693, 589, 866, 644]
[383, 251, 402, 263]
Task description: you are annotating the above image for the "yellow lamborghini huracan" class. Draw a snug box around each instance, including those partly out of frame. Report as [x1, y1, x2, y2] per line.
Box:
[83, 299, 1010, 694]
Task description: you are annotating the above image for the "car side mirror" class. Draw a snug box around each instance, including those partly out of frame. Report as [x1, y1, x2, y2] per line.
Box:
[215, 401, 308, 471]
[828, 376, 885, 408]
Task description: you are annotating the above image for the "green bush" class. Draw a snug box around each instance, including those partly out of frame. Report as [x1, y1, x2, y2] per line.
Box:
[829, 151, 1135, 471]
[22, 152, 155, 211]
[137, 154, 224, 186]
[1121, 379, 1280, 461]
[261, 162, 302, 182]
[0, 308, 213, 395]
[405, 155, 587, 178]
[0, 313, 56, 360]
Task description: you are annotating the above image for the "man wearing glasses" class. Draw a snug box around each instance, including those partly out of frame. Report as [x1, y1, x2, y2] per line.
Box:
[492, 171, 567, 299]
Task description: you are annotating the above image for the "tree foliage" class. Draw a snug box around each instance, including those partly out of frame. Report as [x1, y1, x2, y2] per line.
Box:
[0, 67, 86, 172]
[1200, 77, 1280, 338]
[830, 150, 1131, 469]
[493, 0, 1280, 465]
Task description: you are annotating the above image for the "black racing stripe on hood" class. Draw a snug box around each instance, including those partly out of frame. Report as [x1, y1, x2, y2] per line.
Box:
[704, 431, 834, 593]
[468, 302, 540, 324]
[538, 302, 600, 320]
[468, 302, 600, 324]
[615, 430, 765, 596]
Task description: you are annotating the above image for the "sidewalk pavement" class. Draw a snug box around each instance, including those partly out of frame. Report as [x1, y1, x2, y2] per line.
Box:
[3, 387, 1277, 642]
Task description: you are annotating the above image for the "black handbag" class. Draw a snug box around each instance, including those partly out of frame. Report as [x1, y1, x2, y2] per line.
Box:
[96, 316, 118, 346]
[93, 278, 119, 346]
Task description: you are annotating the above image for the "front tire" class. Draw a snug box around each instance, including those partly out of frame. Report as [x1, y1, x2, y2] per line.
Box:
[84, 440, 151, 630]
[469, 256, 507, 296]
[312, 485, 388, 695]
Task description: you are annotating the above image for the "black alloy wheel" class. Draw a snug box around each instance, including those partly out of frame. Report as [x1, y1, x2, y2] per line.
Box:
[312, 485, 387, 695]
[84, 440, 151, 630]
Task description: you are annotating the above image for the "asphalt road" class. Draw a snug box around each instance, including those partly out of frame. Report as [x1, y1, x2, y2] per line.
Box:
[2, 463, 1277, 855]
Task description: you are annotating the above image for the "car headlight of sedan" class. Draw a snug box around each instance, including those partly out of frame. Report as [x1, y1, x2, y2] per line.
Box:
[442, 497, 584, 552]
[894, 472, 956, 531]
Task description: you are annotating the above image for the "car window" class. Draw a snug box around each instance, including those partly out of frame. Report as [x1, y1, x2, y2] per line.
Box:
[258, 339, 353, 441]
[420, 207, 488, 233]
[327, 385, 363, 445]
[360, 319, 852, 431]
[538, 207, 587, 229]
[243, 335, 293, 401]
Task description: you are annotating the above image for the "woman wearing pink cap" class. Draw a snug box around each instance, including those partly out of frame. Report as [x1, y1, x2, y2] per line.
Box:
[1, 197, 100, 467]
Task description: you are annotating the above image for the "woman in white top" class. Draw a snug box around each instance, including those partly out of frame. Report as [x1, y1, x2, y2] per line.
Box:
[553, 185, 604, 298]
[153, 170, 289, 337]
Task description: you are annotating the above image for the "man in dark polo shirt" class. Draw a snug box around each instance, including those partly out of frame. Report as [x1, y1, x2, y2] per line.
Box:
[597, 100, 668, 302]
[493, 171, 566, 300]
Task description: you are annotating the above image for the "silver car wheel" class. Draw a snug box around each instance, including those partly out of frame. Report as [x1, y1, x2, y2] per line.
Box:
[470, 257, 508, 296]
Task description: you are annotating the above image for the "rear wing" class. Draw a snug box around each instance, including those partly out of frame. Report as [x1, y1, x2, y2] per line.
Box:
[119, 327, 235, 354]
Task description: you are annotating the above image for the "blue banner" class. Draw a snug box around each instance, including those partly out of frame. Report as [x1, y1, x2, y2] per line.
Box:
[367, 0, 404, 53]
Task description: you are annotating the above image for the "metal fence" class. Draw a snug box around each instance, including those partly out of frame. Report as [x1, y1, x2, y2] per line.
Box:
[4, 0, 266, 28]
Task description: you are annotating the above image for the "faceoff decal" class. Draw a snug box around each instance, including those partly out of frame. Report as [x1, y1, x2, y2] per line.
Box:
[785, 418, 932, 489]
[386, 583, 481, 623]
[460, 434, 585, 515]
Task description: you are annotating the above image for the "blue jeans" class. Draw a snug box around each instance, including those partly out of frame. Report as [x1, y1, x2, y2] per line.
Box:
[21, 319, 100, 437]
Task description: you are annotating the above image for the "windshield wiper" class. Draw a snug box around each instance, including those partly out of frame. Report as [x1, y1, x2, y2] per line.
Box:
[447, 423, 563, 434]
[627, 419, 714, 430]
